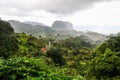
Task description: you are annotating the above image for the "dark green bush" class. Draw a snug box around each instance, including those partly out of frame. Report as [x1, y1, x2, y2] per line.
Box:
[47, 48, 66, 66]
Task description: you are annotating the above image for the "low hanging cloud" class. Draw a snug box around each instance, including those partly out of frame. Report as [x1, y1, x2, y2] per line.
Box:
[0, 0, 113, 16]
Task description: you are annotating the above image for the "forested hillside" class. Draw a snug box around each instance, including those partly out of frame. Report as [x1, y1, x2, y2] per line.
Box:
[0, 20, 120, 80]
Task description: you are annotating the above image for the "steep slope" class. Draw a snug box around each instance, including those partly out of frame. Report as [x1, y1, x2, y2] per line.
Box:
[8, 20, 55, 37]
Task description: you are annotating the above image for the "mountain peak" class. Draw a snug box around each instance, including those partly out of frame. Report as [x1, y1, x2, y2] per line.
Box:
[51, 21, 73, 31]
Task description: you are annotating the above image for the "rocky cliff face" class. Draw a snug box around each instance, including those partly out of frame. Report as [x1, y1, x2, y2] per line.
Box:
[51, 21, 73, 31]
[51, 21, 78, 37]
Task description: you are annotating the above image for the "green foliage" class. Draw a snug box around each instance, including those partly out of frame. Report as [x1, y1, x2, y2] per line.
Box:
[0, 35, 18, 58]
[88, 48, 120, 79]
[0, 57, 74, 80]
[0, 20, 18, 58]
[47, 48, 66, 66]
[60, 37, 94, 50]
[98, 35, 120, 53]
[87, 35, 120, 79]
[16, 33, 45, 57]
[107, 35, 120, 52]
[72, 49, 80, 56]
[0, 20, 14, 34]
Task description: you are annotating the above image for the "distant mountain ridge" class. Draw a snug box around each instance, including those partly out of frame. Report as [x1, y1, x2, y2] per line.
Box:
[8, 20, 55, 37]
[8, 20, 107, 43]
[24, 21, 46, 26]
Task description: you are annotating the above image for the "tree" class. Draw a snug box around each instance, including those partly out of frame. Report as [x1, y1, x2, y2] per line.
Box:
[87, 35, 120, 79]
[47, 48, 66, 66]
[98, 35, 120, 53]
[0, 20, 14, 34]
[0, 20, 18, 58]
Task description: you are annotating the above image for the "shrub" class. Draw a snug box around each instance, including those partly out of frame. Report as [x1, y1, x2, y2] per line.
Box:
[47, 48, 66, 66]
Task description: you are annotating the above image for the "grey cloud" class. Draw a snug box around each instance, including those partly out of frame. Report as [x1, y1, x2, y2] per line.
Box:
[0, 0, 113, 16]
[46, 0, 113, 14]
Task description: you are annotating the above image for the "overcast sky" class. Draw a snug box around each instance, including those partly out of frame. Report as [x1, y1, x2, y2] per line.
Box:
[0, 0, 120, 34]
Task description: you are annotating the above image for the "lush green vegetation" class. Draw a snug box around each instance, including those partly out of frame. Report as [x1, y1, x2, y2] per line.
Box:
[0, 20, 18, 58]
[87, 35, 120, 80]
[0, 20, 120, 80]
